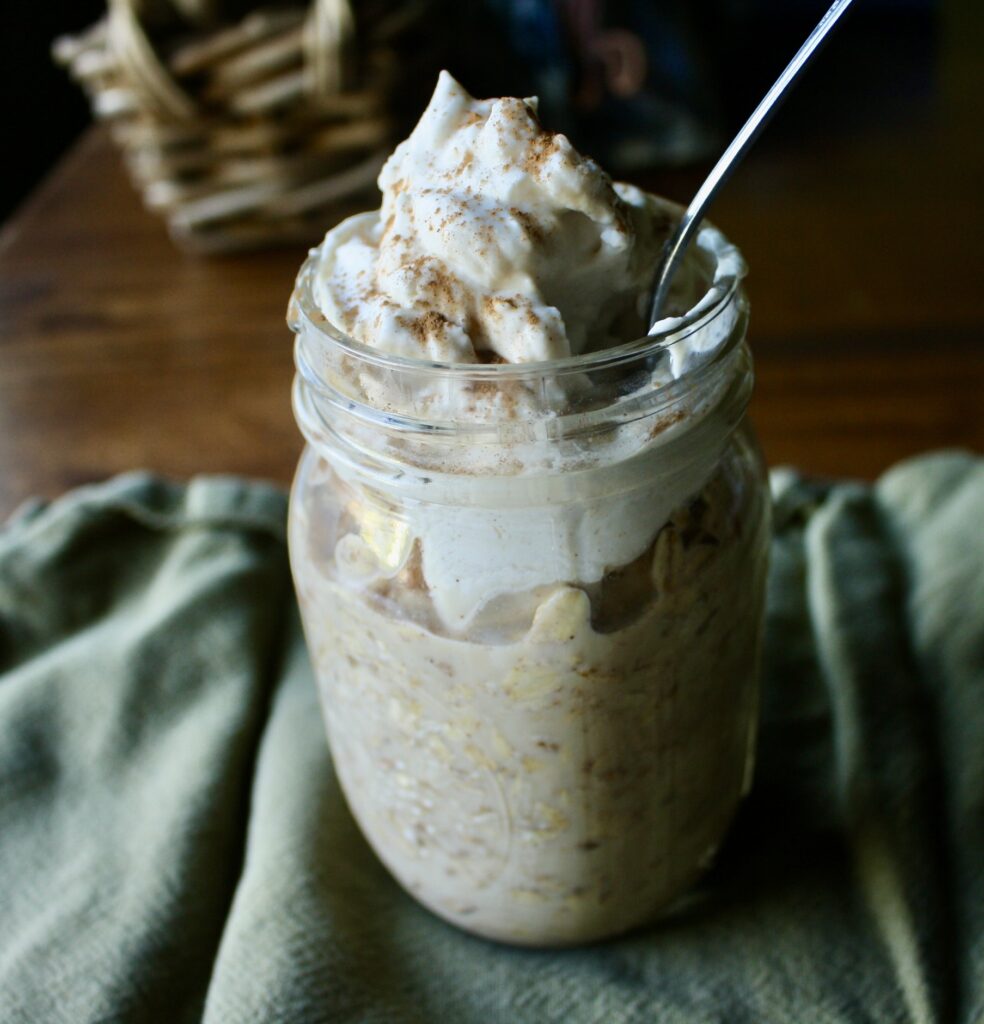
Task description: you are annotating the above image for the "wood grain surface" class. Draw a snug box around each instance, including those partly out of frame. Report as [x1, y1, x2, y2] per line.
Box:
[1, 63, 982, 517]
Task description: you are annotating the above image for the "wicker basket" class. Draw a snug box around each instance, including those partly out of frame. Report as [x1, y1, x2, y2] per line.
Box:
[54, 0, 435, 253]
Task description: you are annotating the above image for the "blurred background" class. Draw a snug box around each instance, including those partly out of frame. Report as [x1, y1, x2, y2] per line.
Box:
[0, 0, 956, 222]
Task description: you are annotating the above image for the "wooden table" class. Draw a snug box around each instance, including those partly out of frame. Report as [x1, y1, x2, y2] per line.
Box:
[1, 83, 982, 517]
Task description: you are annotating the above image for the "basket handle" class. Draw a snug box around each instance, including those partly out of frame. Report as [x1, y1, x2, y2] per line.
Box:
[108, 0, 196, 119]
[105, 0, 357, 120]
[304, 0, 356, 97]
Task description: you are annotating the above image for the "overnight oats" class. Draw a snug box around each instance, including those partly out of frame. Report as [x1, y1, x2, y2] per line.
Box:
[287, 72, 770, 946]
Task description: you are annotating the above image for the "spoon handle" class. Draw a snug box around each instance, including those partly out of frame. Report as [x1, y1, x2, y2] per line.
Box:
[648, 0, 856, 331]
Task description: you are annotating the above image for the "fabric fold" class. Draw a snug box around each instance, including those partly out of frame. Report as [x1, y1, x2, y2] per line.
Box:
[878, 454, 984, 1024]
[0, 475, 292, 1024]
[806, 484, 952, 1024]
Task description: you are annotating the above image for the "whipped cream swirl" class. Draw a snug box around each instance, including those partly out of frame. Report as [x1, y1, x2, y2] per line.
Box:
[313, 71, 671, 365]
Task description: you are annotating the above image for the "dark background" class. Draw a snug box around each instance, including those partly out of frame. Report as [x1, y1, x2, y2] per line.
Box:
[1, 0, 103, 222]
[0, 0, 947, 224]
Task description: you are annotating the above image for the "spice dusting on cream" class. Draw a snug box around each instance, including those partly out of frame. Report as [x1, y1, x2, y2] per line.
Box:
[313, 71, 672, 365]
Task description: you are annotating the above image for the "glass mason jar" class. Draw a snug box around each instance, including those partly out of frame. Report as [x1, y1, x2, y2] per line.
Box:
[287, 220, 770, 947]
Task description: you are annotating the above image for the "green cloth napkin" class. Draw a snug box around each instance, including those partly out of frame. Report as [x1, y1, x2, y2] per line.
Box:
[0, 455, 981, 1024]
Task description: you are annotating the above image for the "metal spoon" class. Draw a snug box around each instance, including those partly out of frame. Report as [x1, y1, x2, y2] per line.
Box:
[647, 0, 856, 330]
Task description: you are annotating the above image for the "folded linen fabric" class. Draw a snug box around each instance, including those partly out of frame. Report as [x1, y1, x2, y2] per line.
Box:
[0, 455, 981, 1024]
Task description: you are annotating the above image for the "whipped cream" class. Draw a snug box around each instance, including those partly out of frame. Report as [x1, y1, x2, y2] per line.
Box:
[313, 70, 673, 365]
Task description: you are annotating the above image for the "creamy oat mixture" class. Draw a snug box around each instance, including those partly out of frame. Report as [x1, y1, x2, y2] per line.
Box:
[290, 73, 767, 944]
[291, 441, 767, 944]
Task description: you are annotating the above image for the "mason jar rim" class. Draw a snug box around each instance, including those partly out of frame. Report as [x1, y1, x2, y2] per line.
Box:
[288, 206, 750, 457]
[288, 212, 747, 382]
